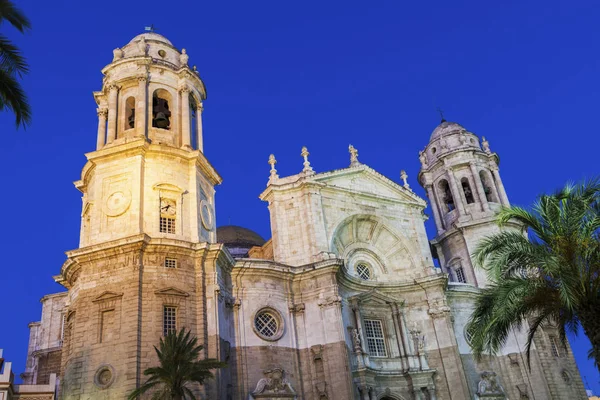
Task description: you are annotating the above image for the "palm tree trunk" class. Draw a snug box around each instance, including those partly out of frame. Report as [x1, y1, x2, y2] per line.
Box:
[577, 305, 600, 370]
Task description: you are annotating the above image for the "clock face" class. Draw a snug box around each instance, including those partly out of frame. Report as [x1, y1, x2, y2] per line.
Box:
[103, 190, 132, 216]
[160, 199, 176, 215]
[200, 200, 214, 230]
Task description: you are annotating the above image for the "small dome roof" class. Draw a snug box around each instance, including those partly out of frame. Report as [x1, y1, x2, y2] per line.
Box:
[129, 32, 173, 46]
[216, 225, 266, 248]
[430, 121, 465, 141]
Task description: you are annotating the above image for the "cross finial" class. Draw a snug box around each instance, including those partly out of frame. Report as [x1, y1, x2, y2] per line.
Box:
[400, 170, 410, 189]
[436, 107, 446, 123]
[349, 144, 360, 167]
[268, 154, 279, 184]
[301, 146, 314, 173]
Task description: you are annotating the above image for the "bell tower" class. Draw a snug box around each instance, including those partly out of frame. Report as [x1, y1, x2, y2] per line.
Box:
[78, 32, 220, 248]
[417, 120, 511, 287]
[55, 32, 233, 399]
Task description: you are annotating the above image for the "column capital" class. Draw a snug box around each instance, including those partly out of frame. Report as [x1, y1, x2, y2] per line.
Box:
[196, 102, 204, 113]
[96, 108, 108, 118]
[178, 85, 191, 94]
[106, 83, 120, 92]
[137, 75, 148, 83]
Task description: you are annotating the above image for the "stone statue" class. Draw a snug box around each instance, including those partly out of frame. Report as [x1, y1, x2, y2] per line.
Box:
[476, 371, 505, 399]
[112, 48, 123, 62]
[482, 136, 491, 154]
[351, 328, 362, 351]
[419, 150, 428, 168]
[349, 144, 360, 167]
[137, 37, 147, 56]
[180, 48, 189, 66]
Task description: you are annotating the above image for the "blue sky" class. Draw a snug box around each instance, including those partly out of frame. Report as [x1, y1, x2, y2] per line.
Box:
[1, 0, 599, 392]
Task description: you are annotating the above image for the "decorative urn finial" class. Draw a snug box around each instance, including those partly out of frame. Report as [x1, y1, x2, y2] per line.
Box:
[301, 146, 313, 173]
[268, 154, 279, 184]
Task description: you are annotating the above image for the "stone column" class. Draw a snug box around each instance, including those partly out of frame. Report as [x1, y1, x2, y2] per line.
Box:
[390, 302, 409, 372]
[96, 108, 108, 150]
[469, 163, 490, 212]
[492, 168, 510, 206]
[179, 85, 191, 148]
[446, 169, 466, 215]
[196, 102, 204, 152]
[106, 84, 119, 143]
[425, 184, 444, 234]
[136, 76, 147, 138]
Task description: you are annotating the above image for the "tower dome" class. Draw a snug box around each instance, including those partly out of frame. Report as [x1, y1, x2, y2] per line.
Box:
[430, 121, 466, 141]
[128, 32, 174, 47]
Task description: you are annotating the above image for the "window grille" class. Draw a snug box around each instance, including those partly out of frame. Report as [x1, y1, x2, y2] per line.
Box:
[254, 311, 278, 338]
[163, 306, 177, 336]
[160, 216, 176, 234]
[356, 263, 371, 280]
[364, 319, 387, 357]
[164, 258, 177, 268]
[455, 266, 466, 283]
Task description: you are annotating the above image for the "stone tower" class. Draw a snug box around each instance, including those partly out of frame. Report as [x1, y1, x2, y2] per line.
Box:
[417, 120, 510, 287]
[418, 120, 588, 400]
[55, 32, 234, 399]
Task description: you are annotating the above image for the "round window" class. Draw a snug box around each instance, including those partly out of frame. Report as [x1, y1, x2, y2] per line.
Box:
[253, 309, 283, 341]
[356, 263, 371, 280]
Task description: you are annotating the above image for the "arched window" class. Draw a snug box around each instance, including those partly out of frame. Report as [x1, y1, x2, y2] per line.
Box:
[125, 96, 136, 130]
[461, 177, 475, 204]
[152, 89, 172, 130]
[438, 179, 454, 213]
[189, 94, 198, 149]
[448, 259, 467, 283]
[479, 170, 498, 203]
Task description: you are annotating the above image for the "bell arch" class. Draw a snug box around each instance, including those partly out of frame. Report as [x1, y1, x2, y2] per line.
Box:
[152, 88, 172, 130]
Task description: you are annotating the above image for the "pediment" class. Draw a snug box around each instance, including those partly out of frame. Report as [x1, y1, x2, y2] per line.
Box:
[154, 287, 189, 297]
[313, 165, 425, 206]
[349, 289, 403, 306]
[92, 291, 124, 303]
[152, 183, 184, 194]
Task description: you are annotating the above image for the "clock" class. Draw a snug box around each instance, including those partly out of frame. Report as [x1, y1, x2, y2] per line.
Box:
[200, 200, 214, 230]
[103, 190, 132, 216]
[160, 199, 176, 215]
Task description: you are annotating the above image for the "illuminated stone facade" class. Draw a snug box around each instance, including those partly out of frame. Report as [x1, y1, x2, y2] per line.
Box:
[20, 32, 588, 400]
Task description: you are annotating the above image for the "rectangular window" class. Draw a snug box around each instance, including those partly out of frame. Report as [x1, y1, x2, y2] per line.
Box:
[163, 306, 177, 336]
[160, 216, 176, 234]
[99, 309, 115, 343]
[164, 258, 177, 268]
[363, 319, 387, 357]
[455, 267, 466, 283]
[550, 336, 561, 357]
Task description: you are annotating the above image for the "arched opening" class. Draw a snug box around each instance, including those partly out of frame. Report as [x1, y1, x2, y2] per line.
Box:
[479, 170, 496, 202]
[189, 94, 198, 149]
[124, 96, 136, 130]
[461, 177, 475, 204]
[152, 89, 172, 130]
[438, 179, 454, 213]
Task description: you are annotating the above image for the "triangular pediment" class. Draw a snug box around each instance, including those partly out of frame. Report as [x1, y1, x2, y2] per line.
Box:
[313, 165, 425, 206]
[92, 291, 123, 303]
[349, 288, 404, 306]
[155, 287, 189, 297]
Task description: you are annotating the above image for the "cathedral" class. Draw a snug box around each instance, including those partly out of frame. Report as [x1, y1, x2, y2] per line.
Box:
[12, 32, 589, 400]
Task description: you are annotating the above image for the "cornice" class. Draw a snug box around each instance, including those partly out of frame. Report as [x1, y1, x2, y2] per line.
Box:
[232, 258, 343, 280]
[339, 270, 447, 293]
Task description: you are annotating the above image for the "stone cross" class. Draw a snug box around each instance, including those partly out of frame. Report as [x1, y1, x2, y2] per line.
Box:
[400, 170, 410, 189]
[268, 154, 279, 183]
[301, 146, 313, 173]
[349, 144, 360, 167]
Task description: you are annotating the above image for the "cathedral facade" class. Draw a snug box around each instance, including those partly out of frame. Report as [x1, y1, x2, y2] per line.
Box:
[20, 32, 588, 400]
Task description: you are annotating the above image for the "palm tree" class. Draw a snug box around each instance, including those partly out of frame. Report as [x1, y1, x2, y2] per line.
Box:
[466, 179, 600, 370]
[0, 0, 31, 128]
[128, 328, 227, 400]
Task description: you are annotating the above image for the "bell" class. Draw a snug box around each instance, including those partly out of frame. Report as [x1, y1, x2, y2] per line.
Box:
[128, 109, 135, 129]
[154, 112, 169, 128]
